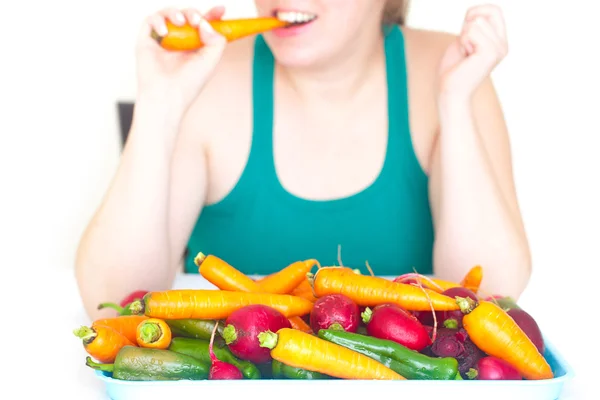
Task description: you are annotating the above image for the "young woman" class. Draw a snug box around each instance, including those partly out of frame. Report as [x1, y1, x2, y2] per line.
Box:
[76, 0, 531, 319]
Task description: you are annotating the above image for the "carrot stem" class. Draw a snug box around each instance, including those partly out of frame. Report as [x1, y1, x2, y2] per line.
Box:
[258, 331, 278, 349]
[456, 296, 477, 314]
[85, 356, 114, 373]
[139, 323, 161, 344]
[73, 326, 96, 343]
[222, 325, 237, 345]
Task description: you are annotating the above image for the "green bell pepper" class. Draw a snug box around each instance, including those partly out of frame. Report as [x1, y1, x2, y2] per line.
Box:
[85, 346, 209, 381]
[168, 337, 261, 379]
[318, 329, 459, 380]
[272, 360, 331, 380]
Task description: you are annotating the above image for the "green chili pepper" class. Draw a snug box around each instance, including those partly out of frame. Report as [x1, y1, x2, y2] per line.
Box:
[272, 360, 331, 380]
[96, 301, 137, 316]
[318, 329, 459, 380]
[168, 337, 261, 379]
[165, 319, 224, 341]
[85, 346, 209, 381]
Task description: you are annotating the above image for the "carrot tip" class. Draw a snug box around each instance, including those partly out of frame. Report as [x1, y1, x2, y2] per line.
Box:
[150, 29, 163, 43]
[257, 330, 278, 350]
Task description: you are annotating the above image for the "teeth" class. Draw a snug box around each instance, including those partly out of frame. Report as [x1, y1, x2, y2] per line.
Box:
[276, 11, 316, 24]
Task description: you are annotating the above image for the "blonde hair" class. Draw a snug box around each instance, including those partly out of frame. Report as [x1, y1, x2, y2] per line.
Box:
[382, 0, 410, 26]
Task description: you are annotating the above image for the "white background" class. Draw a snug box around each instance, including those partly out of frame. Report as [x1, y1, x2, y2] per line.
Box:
[1, 0, 598, 398]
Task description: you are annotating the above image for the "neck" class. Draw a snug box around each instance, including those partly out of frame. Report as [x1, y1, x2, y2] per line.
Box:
[277, 27, 386, 105]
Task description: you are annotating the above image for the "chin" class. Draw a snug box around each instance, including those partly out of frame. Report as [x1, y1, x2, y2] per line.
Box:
[264, 39, 328, 69]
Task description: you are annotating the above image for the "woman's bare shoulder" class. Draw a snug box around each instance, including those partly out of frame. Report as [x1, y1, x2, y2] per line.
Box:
[401, 26, 458, 78]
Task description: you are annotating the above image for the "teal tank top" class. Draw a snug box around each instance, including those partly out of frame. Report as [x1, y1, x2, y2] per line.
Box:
[184, 26, 434, 277]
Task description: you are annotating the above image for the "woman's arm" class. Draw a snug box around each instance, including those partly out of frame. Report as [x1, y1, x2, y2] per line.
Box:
[429, 79, 531, 299]
[428, 5, 532, 299]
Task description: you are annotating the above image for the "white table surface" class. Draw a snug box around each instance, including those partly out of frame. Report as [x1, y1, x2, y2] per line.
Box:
[7, 268, 590, 399]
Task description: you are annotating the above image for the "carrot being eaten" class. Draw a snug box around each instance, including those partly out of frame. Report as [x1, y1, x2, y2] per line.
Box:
[152, 17, 293, 52]
[456, 296, 553, 380]
[310, 267, 461, 311]
[132, 290, 313, 320]
[258, 328, 405, 380]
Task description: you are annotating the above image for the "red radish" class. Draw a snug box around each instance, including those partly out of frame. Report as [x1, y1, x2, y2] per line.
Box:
[362, 303, 431, 351]
[310, 294, 360, 333]
[208, 322, 243, 380]
[467, 356, 522, 380]
[507, 308, 545, 354]
[222, 305, 291, 364]
[438, 287, 479, 328]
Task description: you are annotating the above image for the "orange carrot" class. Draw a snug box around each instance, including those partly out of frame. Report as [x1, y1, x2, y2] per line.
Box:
[292, 277, 312, 294]
[258, 259, 321, 294]
[460, 265, 483, 293]
[152, 18, 292, 52]
[133, 290, 313, 320]
[288, 316, 313, 333]
[92, 315, 148, 344]
[310, 267, 460, 311]
[136, 318, 172, 349]
[258, 328, 404, 380]
[73, 324, 134, 363]
[456, 297, 553, 380]
[195, 252, 262, 292]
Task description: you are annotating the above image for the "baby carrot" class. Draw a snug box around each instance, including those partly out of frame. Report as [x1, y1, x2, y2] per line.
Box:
[73, 324, 134, 363]
[152, 17, 291, 52]
[195, 252, 261, 292]
[92, 315, 148, 344]
[258, 328, 404, 380]
[460, 265, 483, 293]
[136, 318, 172, 349]
[310, 267, 460, 311]
[288, 316, 313, 333]
[133, 290, 313, 320]
[456, 297, 553, 380]
[258, 259, 321, 294]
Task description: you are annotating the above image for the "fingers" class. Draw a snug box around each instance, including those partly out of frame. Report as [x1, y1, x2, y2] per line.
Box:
[465, 4, 507, 41]
[182, 9, 203, 27]
[462, 17, 505, 56]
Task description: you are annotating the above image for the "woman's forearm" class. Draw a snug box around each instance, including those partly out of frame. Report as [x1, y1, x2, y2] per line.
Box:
[75, 95, 184, 319]
[433, 94, 531, 299]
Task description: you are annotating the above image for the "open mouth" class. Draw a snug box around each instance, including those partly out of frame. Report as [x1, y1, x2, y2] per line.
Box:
[274, 10, 318, 27]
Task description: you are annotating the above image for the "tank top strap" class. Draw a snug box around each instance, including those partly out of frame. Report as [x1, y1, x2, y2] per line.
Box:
[382, 25, 429, 189]
[243, 34, 277, 183]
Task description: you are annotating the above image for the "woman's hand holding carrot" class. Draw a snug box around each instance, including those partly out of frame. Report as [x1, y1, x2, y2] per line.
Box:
[136, 7, 227, 115]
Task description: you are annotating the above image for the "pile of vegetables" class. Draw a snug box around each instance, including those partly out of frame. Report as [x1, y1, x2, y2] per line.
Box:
[74, 254, 554, 382]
